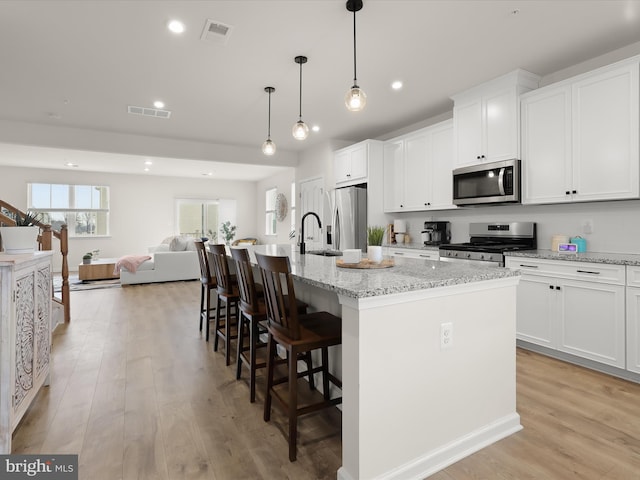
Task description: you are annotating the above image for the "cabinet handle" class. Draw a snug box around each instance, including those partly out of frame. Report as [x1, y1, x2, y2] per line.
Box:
[347, 173, 351, 177]
[394, 252, 405, 255]
[549, 285, 554, 290]
[476, 155, 481, 160]
[400, 204, 404, 208]
[519, 264, 539, 268]
[565, 191, 571, 195]
[576, 269, 601, 275]
[572, 190, 577, 194]
[419, 254, 432, 258]
[556, 286, 561, 290]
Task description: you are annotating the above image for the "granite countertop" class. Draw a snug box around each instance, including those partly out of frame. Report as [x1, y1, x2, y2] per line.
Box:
[505, 249, 640, 266]
[246, 244, 518, 299]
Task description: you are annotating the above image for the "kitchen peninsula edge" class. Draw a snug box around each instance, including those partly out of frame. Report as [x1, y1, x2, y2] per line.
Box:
[243, 245, 521, 479]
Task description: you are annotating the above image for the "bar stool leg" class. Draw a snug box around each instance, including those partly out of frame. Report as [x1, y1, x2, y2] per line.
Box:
[288, 345, 298, 462]
[236, 313, 246, 380]
[249, 318, 258, 403]
[264, 335, 276, 422]
[322, 347, 330, 401]
[213, 294, 222, 352]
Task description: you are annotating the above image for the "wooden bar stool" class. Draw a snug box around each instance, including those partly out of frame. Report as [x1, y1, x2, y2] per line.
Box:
[209, 244, 240, 366]
[255, 252, 342, 462]
[231, 248, 310, 403]
[194, 240, 217, 341]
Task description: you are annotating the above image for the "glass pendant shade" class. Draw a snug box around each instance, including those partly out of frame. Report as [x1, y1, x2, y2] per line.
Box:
[292, 120, 309, 141]
[262, 138, 276, 155]
[345, 85, 367, 111]
[292, 56, 309, 141]
[262, 86, 276, 156]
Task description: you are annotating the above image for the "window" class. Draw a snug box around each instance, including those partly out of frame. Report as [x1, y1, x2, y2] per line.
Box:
[265, 188, 277, 235]
[176, 199, 219, 240]
[28, 183, 110, 237]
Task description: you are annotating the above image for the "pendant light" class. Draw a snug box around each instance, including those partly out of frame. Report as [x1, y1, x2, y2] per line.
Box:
[262, 87, 276, 156]
[292, 55, 309, 141]
[345, 0, 366, 112]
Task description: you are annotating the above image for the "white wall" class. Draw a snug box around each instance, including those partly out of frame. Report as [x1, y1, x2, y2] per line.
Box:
[255, 167, 296, 245]
[383, 200, 640, 254]
[0, 165, 257, 270]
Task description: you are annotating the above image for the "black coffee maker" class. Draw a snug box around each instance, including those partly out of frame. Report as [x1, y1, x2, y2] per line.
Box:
[421, 221, 451, 245]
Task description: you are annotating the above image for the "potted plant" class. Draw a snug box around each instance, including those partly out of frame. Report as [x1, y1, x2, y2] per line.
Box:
[82, 252, 93, 265]
[367, 225, 386, 263]
[0, 210, 43, 255]
[220, 221, 237, 246]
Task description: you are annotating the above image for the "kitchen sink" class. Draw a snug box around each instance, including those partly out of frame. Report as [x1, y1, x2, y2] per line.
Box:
[306, 249, 343, 257]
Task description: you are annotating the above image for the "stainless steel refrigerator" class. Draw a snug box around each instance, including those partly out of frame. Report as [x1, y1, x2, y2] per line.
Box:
[330, 184, 367, 252]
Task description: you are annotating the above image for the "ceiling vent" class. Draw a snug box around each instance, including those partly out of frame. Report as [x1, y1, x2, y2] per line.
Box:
[127, 105, 171, 119]
[201, 19, 233, 45]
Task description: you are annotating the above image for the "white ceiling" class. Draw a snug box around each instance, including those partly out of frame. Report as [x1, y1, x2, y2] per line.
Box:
[1, 0, 640, 181]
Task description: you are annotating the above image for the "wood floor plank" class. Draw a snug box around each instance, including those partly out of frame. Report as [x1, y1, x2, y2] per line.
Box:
[11, 280, 640, 479]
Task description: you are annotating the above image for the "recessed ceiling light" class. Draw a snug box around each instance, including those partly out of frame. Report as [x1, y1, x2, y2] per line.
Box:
[202, 172, 213, 177]
[153, 101, 165, 109]
[168, 20, 185, 34]
[144, 160, 153, 165]
[391, 81, 403, 90]
[144, 167, 150, 172]
[64, 162, 78, 168]
[312, 125, 320, 132]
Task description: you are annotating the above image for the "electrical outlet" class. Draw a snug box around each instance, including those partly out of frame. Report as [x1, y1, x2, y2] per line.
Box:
[441, 322, 453, 350]
[582, 219, 594, 234]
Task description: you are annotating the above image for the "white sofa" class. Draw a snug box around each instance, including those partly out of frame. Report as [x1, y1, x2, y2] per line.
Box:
[119, 242, 200, 285]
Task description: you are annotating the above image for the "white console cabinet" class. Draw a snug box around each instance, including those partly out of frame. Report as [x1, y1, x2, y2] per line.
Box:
[521, 59, 639, 204]
[505, 257, 625, 369]
[0, 252, 52, 453]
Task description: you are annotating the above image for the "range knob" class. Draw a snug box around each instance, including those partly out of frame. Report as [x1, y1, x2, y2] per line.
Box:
[480, 254, 485, 260]
[466, 253, 471, 258]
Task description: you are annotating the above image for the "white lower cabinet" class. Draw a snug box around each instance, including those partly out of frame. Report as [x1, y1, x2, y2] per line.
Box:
[626, 266, 640, 374]
[506, 257, 625, 369]
[387, 247, 439, 261]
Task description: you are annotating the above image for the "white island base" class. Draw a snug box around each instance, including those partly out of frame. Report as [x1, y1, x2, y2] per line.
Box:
[336, 276, 521, 480]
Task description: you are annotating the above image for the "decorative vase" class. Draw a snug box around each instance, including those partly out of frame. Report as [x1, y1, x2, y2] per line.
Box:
[0, 226, 39, 254]
[367, 245, 383, 263]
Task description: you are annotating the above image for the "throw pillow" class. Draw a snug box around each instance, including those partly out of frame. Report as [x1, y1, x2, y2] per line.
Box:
[169, 236, 188, 251]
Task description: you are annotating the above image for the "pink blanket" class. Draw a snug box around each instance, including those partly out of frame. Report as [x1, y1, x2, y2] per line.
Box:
[114, 255, 152, 274]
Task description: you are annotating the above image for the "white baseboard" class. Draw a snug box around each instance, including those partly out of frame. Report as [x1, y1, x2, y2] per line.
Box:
[337, 413, 522, 480]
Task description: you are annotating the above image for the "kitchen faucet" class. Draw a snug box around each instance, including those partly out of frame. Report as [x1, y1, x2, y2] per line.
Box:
[300, 211, 321, 255]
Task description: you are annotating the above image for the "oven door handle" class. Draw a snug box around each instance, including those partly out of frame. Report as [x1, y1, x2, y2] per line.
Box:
[498, 168, 506, 196]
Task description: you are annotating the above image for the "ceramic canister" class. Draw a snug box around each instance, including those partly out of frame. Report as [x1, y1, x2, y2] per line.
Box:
[570, 236, 587, 252]
[551, 234, 570, 252]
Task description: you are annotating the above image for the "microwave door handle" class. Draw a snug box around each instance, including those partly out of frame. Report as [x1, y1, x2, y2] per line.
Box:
[498, 168, 506, 196]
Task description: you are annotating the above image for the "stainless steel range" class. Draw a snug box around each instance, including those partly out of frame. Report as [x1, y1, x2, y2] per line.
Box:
[439, 222, 536, 266]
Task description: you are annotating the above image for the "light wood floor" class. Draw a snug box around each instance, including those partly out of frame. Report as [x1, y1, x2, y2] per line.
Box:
[12, 280, 640, 479]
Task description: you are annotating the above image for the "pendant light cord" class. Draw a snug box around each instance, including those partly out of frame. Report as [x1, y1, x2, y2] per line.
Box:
[352, 7, 358, 85]
[267, 90, 272, 138]
[298, 61, 303, 120]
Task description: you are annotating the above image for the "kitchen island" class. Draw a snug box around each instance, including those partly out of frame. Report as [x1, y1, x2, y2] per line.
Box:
[244, 245, 521, 480]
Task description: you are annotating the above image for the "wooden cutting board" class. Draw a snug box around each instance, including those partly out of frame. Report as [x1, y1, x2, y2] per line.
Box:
[336, 258, 394, 269]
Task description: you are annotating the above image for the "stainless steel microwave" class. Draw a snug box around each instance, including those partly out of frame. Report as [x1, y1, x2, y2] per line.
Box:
[452, 159, 521, 206]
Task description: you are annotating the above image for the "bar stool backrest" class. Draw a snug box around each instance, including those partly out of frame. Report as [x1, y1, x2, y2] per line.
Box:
[194, 240, 214, 284]
[255, 253, 301, 341]
[209, 244, 234, 295]
[230, 248, 260, 313]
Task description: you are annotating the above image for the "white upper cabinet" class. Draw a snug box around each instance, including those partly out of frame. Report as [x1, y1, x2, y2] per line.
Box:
[452, 69, 540, 168]
[522, 59, 640, 204]
[382, 120, 456, 213]
[334, 140, 379, 187]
